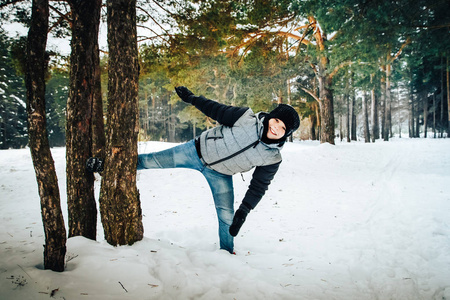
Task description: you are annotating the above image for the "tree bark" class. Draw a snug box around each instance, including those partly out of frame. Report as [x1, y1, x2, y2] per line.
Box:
[384, 64, 392, 141]
[309, 16, 335, 144]
[447, 56, 450, 128]
[351, 90, 357, 141]
[362, 93, 370, 143]
[318, 74, 335, 144]
[370, 74, 379, 142]
[433, 94, 436, 138]
[415, 99, 420, 137]
[26, 0, 66, 272]
[380, 74, 386, 139]
[100, 0, 143, 246]
[423, 91, 428, 138]
[440, 55, 444, 138]
[66, 0, 102, 240]
[346, 92, 350, 143]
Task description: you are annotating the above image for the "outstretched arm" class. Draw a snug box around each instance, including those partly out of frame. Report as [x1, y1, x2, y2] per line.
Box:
[175, 86, 248, 127]
[229, 162, 281, 236]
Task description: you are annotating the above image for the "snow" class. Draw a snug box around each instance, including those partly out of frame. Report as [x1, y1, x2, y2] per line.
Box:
[1, 138, 450, 300]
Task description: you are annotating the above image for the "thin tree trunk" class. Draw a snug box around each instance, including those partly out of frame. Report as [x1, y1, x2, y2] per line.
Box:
[415, 99, 420, 137]
[440, 55, 444, 138]
[100, 0, 143, 246]
[433, 94, 436, 138]
[351, 90, 357, 141]
[409, 99, 414, 138]
[310, 114, 317, 140]
[380, 74, 386, 139]
[447, 56, 450, 131]
[384, 64, 392, 141]
[346, 92, 350, 143]
[423, 92, 428, 138]
[409, 68, 414, 138]
[66, 0, 102, 240]
[362, 93, 370, 143]
[26, 0, 66, 272]
[370, 74, 379, 142]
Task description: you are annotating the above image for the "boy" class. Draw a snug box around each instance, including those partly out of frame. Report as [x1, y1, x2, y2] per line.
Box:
[87, 86, 300, 253]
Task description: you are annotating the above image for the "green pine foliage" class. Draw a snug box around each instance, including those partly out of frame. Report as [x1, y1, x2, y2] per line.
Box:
[0, 29, 27, 149]
[1, 0, 449, 144]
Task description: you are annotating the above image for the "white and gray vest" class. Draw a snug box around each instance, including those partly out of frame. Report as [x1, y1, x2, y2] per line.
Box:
[198, 109, 283, 176]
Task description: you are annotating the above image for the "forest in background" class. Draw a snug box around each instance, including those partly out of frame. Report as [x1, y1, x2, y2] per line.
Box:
[1, 0, 449, 148]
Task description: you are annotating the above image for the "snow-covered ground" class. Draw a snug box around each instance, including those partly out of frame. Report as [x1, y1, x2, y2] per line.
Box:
[1, 138, 449, 300]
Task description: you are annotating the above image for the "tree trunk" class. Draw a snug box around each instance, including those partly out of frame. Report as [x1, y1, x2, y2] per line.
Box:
[309, 16, 334, 144]
[346, 92, 350, 143]
[384, 64, 392, 141]
[92, 29, 106, 157]
[362, 93, 370, 143]
[440, 55, 444, 138]
[370, 74, 379, 142]
[415, 99, 420, 137]
[66, 0, 102, 240]
[447, 56, 450, 131]
[409, 69, 414, 138]
[423, 91, 428, 138]
[26, 0, 66, 272]
[380, 74, 386, 139]
[318, 75, 335, 144]
[351, 90, 357, 141]
[100, 0, 143, 246]
[433, 94, 436, 138]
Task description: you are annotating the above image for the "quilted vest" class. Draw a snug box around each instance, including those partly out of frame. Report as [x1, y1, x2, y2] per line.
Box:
[198, 109, 283, 175]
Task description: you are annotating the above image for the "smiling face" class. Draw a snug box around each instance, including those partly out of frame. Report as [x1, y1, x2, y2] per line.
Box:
[266, 118, 286, 140]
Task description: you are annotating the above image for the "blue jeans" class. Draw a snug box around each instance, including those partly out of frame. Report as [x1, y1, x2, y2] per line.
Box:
[137, 140, 235, 253]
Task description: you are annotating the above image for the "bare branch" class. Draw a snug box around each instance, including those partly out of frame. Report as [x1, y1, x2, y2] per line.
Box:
[137, 24, 170, 43]
[137, 6, 171, 37]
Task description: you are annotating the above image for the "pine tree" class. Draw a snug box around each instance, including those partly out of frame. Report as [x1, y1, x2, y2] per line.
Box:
[25, 0, 66, 272]
[100, 0, 143, 246]
[66, 0, 103, 241]
[0, 30, 27, 149]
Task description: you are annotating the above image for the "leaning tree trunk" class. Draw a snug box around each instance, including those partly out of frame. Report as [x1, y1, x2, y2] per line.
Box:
[66, 0, 102, 240]
[26, 0, 66, 272]
[100, 0, 143, 246]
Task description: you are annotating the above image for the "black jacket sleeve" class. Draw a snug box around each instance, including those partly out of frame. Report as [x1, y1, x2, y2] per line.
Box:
[241, 162, 281, 209]
[188, 94, 249, 127]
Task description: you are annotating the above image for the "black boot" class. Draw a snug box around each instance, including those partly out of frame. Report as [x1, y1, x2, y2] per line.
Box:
[86, 157, 104, 173]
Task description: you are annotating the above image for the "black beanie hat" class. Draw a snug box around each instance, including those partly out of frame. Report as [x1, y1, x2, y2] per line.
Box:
[268, 104, 300, 137]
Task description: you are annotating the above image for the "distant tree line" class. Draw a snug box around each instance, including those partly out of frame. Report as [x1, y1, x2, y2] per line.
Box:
[1, 0, 449, 149]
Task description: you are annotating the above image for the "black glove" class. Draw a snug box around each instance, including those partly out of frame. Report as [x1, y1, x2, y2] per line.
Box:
[229, 203, 251, 237]
[86, 157, 104, 173]
[175, 86, 194, 103]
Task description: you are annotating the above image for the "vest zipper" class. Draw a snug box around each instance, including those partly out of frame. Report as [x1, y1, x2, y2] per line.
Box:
[205, 140, 260, 167]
